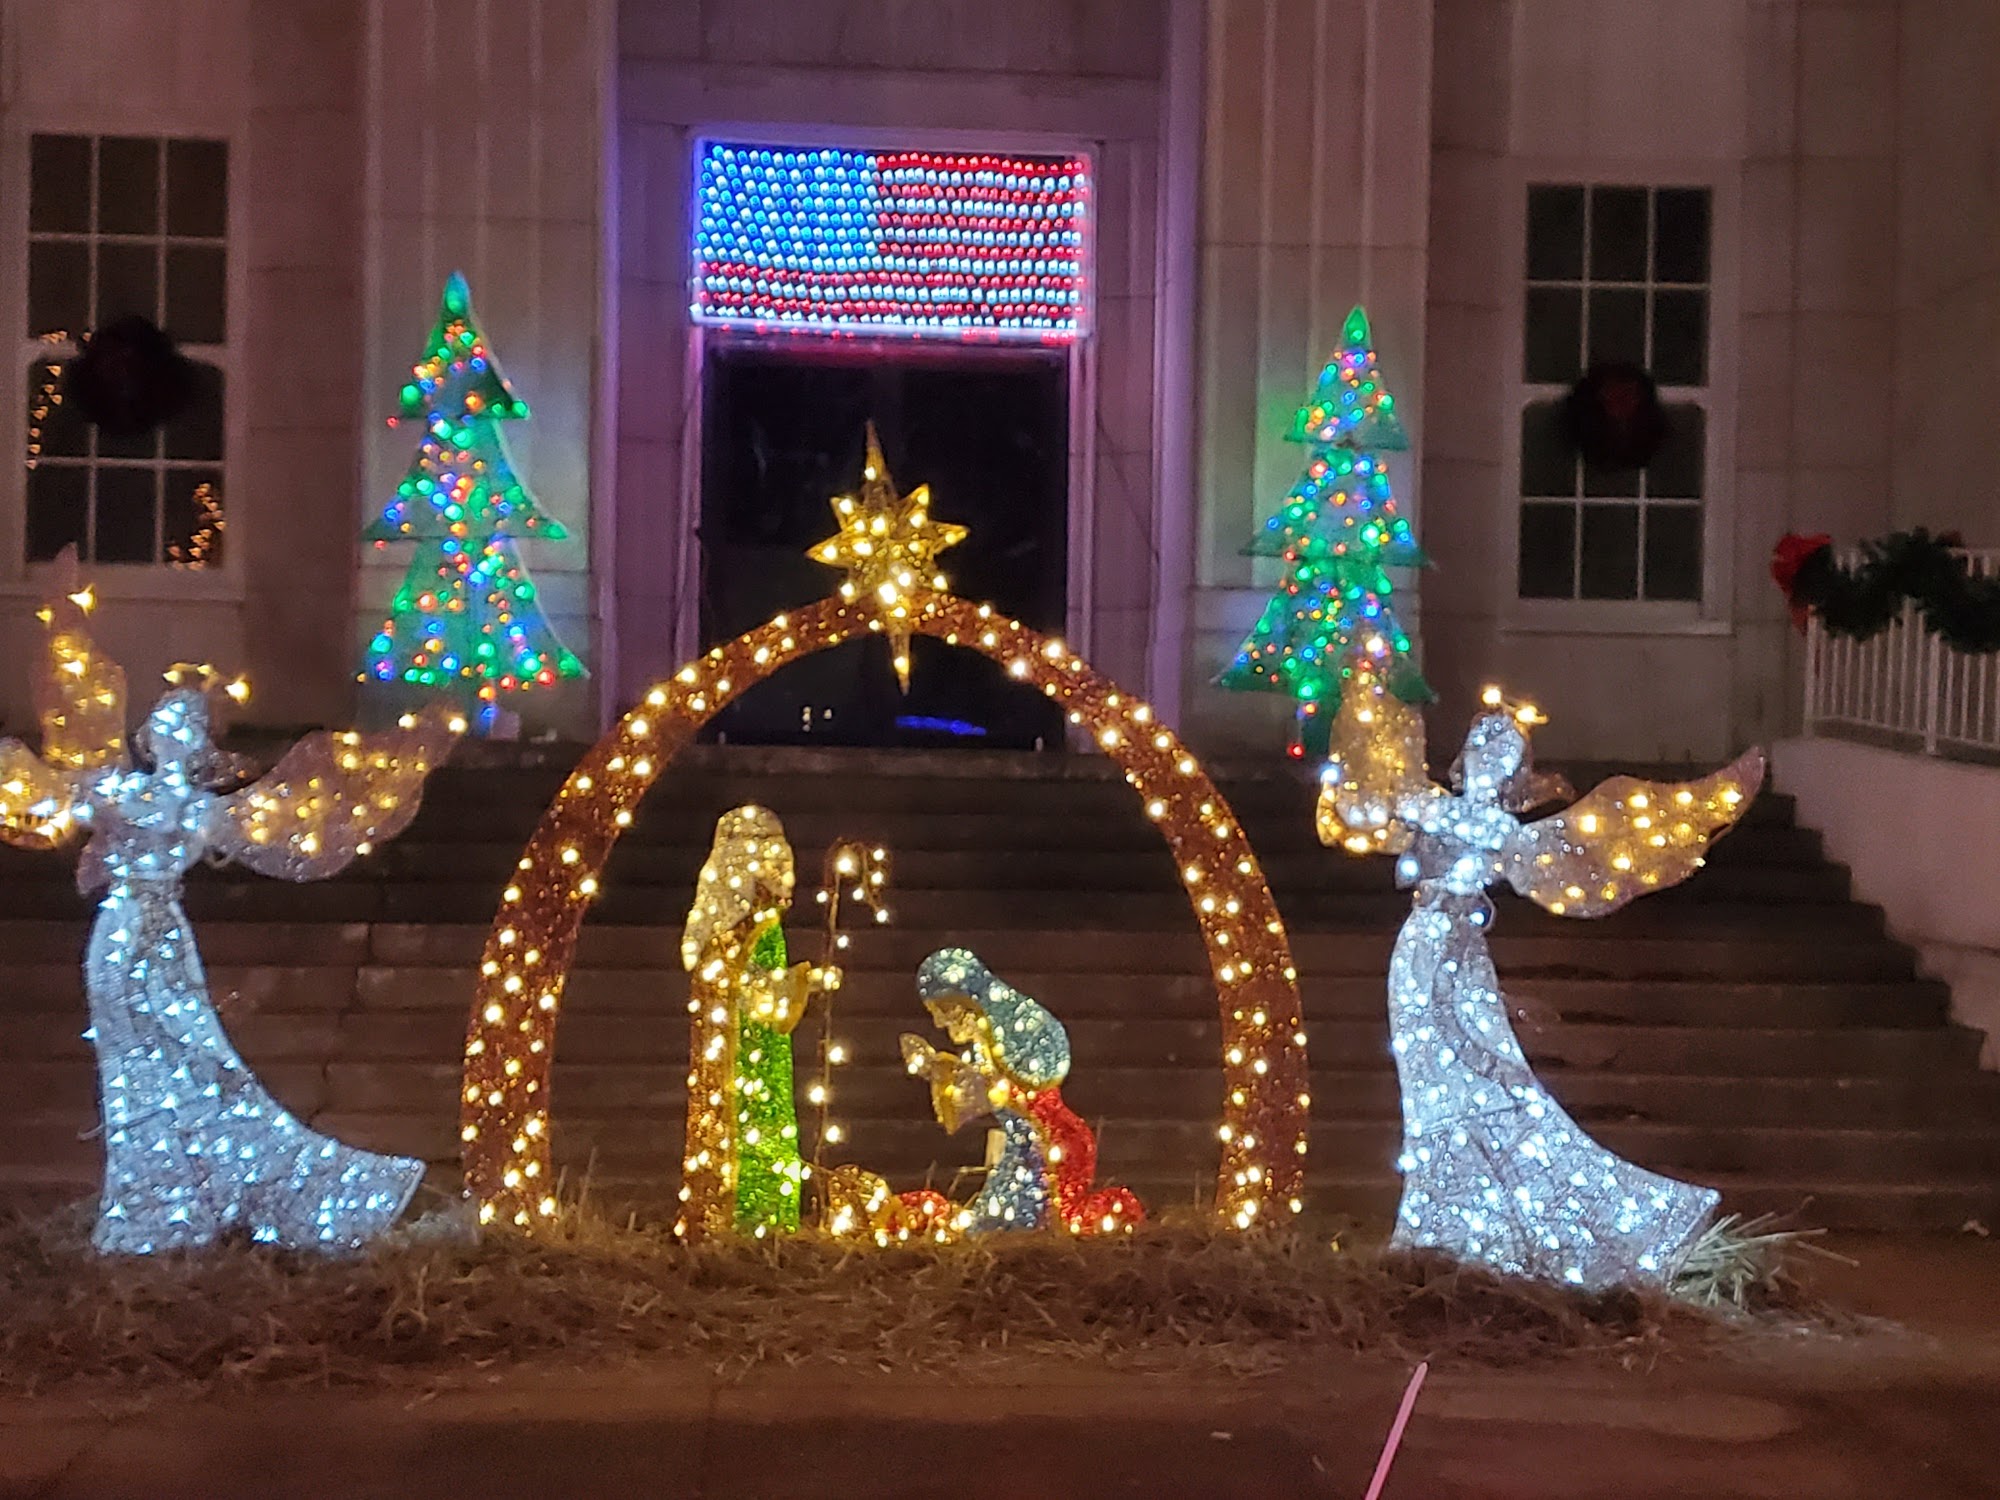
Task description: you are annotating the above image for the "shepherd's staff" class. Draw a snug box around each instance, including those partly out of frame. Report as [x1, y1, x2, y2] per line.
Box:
[806, 840, 891, 1185]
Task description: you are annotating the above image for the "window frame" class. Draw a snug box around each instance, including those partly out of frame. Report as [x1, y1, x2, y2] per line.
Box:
[1502, 162, 1739, 636]
[2, 119, 245, 601]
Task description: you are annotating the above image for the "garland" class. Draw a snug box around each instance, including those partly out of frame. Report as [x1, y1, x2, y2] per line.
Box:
[1772, 528, 2000, 652]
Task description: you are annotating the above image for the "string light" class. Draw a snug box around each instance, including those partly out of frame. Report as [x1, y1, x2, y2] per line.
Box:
[1318, 683, 1764, 1288]
[692, 144, 1089, 340]
[25, 330, 68, 470]
[806, 841, 891, 1185]
[1220, 306, 1430, 760]
[463, 641, 1305, 1230]
[0, 580, 463, 1253]
[167, 481, 225, 569]
[362, 272, 584, 716]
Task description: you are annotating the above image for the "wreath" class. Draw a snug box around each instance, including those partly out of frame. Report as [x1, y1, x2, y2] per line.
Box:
[1561, 362, 1668, 469]
[62, 316, 196, 437]
[1771, 528, 2000, 653]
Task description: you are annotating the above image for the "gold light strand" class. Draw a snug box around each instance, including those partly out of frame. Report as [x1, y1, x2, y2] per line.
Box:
[808, 841, 891, 1183]
[25, 331, 68, 470]
[459, 593, 1309, 1231]
[168, 483, 226, 569]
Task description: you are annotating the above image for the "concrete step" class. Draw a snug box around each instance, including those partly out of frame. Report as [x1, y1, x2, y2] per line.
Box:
[0, 877, 1887, 936]
[0, 965, 1954, 1033]
[0, 749, 1987, 1239]
[0, 839, 1854, 899]
[5, 1006, 1978, 1081]
[0, 919, 1922, 982]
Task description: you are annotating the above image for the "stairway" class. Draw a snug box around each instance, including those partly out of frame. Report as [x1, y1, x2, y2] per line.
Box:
[3, 744, 1997, 1231]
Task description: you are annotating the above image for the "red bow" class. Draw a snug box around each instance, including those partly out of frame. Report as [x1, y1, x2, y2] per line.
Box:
[1770, 533, 1831, 630]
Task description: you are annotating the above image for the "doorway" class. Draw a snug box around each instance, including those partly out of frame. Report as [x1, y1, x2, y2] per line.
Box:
[697, 343, 1069, 749]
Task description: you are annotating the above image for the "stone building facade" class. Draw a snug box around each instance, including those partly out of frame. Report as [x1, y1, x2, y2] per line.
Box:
[0, 0, 1991, 759]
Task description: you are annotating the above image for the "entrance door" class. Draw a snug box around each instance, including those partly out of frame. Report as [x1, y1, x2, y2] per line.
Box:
[698, 343, 1068, 749]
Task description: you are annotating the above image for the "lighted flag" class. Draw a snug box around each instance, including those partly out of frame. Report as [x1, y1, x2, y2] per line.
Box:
[693, 144, 1090, 338]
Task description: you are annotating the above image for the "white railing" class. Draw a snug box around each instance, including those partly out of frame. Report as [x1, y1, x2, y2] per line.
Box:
[1803, 548, 2000, 757]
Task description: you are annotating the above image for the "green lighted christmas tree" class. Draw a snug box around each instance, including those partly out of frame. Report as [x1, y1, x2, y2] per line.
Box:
[1219, 306, 1431, 759]
[362, 272, 583, 725]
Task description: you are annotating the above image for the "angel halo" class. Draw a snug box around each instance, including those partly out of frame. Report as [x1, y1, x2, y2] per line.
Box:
[1318, 679, 1765, 1291]
[0, 577, 463, 1254]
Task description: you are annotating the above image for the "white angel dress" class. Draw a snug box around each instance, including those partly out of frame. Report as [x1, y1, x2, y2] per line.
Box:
[1317, 690, 1764, 1290]
[0, 593, 460, 1253]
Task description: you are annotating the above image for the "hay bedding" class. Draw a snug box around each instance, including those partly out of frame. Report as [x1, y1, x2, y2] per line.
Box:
[0, 1202, 1791, 1397]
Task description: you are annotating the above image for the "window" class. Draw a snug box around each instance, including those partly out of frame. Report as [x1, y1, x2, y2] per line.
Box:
[1517, 184, 1710, 602]
[25, 134, 229, 567]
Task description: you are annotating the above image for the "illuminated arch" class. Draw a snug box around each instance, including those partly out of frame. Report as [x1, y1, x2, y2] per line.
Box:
[460, 594, 1311, 1231]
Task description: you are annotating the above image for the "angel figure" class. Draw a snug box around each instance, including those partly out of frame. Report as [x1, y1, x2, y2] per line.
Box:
[675, 806, 840, 1243]
[897, 947, 1144, 1238]
[1316, 683, 1764, 1290]
[0, 582, 462, 1254]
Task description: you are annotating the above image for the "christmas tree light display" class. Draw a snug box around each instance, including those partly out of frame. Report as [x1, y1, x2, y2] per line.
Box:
[362, 273, 583, 726]
[1220, 307, 1431, 760]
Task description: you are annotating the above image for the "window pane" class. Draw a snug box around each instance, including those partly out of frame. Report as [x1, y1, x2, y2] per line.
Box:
[1518, 502, 1576, 598]
[165, 361, 225, 460]
[1579, 503, 1640, 599]
[98, 137, 161, 236]
[94, 466, 158, 562]
[164, 470, 225, 567]
[1587, 287, 1646, 367]
[1520, 400, 1575, 496]
[1653, 188, 1710, 282]
[166, 140, 228, 238]
[28, 240, 88, 334]
[30, 135, 92, 234]
[1524, 287, 1583, 383]
[1648, 403, 1705, 498]
[1651, 289, 1708, 386]
[28, 359, 86, 460]
[96, 241, 159, 325]
[1588, 187, 1648, 281]
[165, 245, 227, 344]
[1644, 505, 1703, 600]
[25, 465, 87, 562]
[1582, 454, 1642, 498]
[1526, 185, 1585, 280]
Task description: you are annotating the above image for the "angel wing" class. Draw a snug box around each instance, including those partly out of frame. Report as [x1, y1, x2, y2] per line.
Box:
[34, 563, 128, 775]
[1314, 685, 1434, 854]
[1503, 748, 1767, 918]
[211, 708, 462, 881]
[0, 739, 88, 850]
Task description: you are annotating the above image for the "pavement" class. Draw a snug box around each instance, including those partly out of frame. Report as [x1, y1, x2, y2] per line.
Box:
[4, 1235, 2000, 1499]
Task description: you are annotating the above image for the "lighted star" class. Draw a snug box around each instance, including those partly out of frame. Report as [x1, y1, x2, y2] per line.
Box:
[807, 425, 967, 690]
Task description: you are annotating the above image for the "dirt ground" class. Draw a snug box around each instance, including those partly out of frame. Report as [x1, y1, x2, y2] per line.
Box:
[4, 1234, 1998, 1499]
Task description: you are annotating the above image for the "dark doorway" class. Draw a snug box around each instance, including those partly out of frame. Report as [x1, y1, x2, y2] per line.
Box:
[698, 343, 1069, 749]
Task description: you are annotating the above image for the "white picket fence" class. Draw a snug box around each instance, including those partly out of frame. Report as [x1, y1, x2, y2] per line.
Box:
[1803, 548, 2000, 758]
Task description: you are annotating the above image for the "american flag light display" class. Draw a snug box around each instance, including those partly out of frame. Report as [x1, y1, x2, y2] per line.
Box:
[693, 144, 1090, 340]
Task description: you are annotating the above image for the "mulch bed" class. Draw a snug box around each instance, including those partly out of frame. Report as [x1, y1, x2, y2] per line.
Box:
[0, 1202, 1828, 1396]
